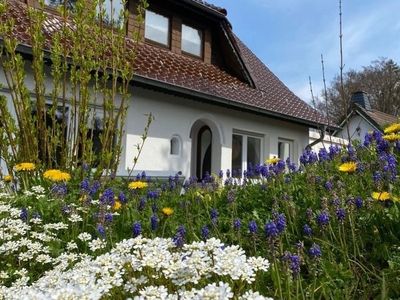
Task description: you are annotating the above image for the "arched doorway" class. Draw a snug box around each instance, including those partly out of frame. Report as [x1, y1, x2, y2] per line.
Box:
[189, 118, 223, 180]
[196, 125, 212, 179]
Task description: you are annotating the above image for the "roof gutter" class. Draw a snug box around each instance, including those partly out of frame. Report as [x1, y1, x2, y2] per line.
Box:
[174, 0, 226, 18]
[134, 75, 326, 129]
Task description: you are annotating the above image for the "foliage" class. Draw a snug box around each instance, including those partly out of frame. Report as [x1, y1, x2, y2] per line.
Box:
[0, 0, 149, 177]
[1, 125, 400, 298]
[317, 58, 400, 123]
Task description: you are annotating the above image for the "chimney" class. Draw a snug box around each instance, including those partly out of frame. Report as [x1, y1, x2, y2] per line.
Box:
[351, 91, 371, 110]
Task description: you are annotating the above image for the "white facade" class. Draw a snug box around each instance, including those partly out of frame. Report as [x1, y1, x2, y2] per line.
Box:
[122, 87, 310, 179]
[335, 114, 376, 142]
[309, 129, 348, 153]
[0, 64, 311, 179]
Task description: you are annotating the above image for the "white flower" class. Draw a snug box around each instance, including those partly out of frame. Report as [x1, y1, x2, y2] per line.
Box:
[195, 282, 233, 299]
[0, 271, 9, 279]
[239, 290, 274, 300]
[68, 214, 83, 223]
[43, 222, 69, 231]
[31, 185, 46, 194]
[88, 238, 107, 252]
[77, 232, 92, 242]
[67, 241, 78, 251]
[23, 191, 35, 197]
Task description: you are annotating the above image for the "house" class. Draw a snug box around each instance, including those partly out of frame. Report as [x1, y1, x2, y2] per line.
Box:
[335, 91, 399, 142]
[0, 0, 330, 179]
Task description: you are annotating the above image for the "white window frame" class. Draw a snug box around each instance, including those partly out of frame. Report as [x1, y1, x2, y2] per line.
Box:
[232, 129, 264, 175]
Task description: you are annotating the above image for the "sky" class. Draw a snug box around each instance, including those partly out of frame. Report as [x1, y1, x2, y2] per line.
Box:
[206, 0, 400, 104]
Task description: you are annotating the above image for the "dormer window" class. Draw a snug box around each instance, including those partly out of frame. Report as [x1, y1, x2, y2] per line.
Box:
[181, 24, 203, 57]
[145, 10, 170, 46]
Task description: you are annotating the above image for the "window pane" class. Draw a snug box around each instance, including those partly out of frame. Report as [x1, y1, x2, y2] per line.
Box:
[278, 141, 291, 160]
[231, 134, 243, 176]
[182, 24, 202, 57]
[247, 137, 261, 166]
[145, 10, 169, 46]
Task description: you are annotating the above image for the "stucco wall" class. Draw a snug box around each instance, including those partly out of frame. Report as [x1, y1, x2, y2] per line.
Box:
[309, 130, 348, 153]
[1, 63, 310, 179]
[336, 115, 375, 142]
[122, 87, 310, 178]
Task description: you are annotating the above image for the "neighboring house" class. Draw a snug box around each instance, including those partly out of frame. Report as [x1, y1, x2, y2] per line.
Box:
[0, 0, 329, 179]
[335, 91, 399, 142]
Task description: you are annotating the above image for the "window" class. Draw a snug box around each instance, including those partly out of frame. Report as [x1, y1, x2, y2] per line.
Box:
[278, 139, 293, 161]
[170, 136, 180, 156]
[96, 0, 125, 28]
[231, 132, 263, 177]
[181, 24, 203, 57]
[145, 10, 170, 46]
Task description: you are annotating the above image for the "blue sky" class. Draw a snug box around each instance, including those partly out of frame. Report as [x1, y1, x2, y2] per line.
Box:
[206, 0, 400, 104]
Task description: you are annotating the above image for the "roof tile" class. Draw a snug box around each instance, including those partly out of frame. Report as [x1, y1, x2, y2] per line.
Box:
[2, 0, 330, 127]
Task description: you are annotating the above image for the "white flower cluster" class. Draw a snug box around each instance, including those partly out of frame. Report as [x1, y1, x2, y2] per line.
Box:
[0, 195, 272, 300]
[1, 236, 272, 299]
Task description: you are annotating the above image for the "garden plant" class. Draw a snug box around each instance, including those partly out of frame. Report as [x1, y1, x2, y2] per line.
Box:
[0, 0, 400, 298]
[1, 126, 400, 299]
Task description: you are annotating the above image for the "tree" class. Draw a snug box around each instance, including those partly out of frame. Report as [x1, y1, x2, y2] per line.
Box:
[0, 0, 149, 177]
[317, 58, 400, 123]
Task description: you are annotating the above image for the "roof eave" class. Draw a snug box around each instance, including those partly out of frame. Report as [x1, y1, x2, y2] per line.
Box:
[134, 75, 326, 128]
[172, 0, 227, 18]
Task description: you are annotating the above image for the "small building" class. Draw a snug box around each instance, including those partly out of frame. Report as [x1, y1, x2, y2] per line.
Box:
[335, 91, 399, 142]
[0, 0, 330, 179]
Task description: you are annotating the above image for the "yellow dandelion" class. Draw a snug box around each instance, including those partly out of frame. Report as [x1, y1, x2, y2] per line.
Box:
[15, 162, 36, 172]
[113, 200, 122, 211]
[383, 133, 400, 142]
[43, 169, 71, 182]
[3, 175, 13, 183]
[265, 157, 280, 164]
[162, 207, 174, 216]
[128, 181, 148, 190]
[338, 162, 357, 173]
[384, 123, 400, 134]
[371, 191, 391, 201]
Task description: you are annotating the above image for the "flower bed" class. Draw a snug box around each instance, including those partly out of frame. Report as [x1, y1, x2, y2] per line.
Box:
[1, 126, 400, 298]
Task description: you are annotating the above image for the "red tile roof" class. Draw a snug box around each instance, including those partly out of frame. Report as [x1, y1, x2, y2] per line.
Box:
[356, 105, 398, 129]
[1, 0, 329, 127]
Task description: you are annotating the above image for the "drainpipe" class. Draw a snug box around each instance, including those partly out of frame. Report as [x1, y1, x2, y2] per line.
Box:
[306, 126, 326, 150]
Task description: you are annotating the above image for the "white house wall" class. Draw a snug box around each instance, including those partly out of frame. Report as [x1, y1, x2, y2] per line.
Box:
[0, 62, 310, 179]
[309, 129, 348, 153]
[336, 115, 375, 142]
[123, 87, 310, 179]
